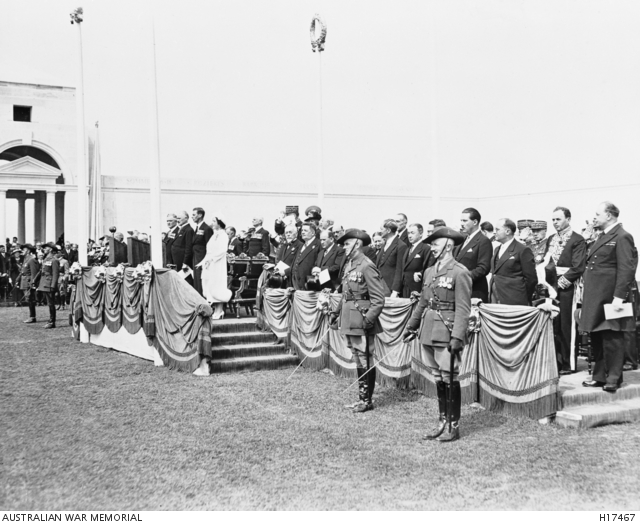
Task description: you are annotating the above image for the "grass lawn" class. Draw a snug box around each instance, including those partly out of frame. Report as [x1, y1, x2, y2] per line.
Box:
[1, 306, 639, 511]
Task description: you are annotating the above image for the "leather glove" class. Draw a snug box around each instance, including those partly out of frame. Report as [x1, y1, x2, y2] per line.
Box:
[450, 337, 464, 353]
[363, 317, 374, 330]
[328, 312, 339, 326]
[403, 329, 417, 343]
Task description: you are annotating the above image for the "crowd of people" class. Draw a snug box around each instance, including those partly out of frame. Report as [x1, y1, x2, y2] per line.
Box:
[4, 199, 638, 437]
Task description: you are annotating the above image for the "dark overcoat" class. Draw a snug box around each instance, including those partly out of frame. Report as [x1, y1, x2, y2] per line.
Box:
[489, 240, 538, 306]
[454, 231, 493, 303]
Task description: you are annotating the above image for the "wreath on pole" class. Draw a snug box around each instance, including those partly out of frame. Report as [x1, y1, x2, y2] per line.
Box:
[310, 14, 327, 52]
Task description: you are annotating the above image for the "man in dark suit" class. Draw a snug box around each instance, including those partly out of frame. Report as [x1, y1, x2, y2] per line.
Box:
[170, 211, 194, 272]
[580, 202, 638, 392]
[455, 207, 493, 303]
[395, 213, 411, 247]
[400, 223, 432, 298]
[163, 213, 180, 267]
[363, 232, 383, 263]
[226, 227, 242, 256]
[312, 229, 345, 290]
[547, 206, 586, 374]
[191, 207, 213, 296]
[376, 219, 408, 297]
[490, 218, 537, 306]
[274, 224, 303, 287]
[291, 223, 321, 290]
[242, 216, 271, 257]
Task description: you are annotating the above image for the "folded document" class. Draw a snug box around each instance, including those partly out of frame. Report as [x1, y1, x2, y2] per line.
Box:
[604, 303, 633, 320]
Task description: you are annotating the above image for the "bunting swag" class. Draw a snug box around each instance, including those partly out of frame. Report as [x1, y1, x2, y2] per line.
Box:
[257, 288, 292, 342]
[104, 268, 124, 333]
[259, 284, 560, 420]
[77, 267, 105, 334]
[73, 267, 213, 373]
[471, 304, 559, 419]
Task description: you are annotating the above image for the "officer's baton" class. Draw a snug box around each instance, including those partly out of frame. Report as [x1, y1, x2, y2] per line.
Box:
[285, 324, 332, 381]
[342, 341, 406, 394]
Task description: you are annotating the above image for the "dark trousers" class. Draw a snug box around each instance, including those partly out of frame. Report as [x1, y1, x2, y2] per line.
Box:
[553, 287, 575, 371]
[46, 292, 56, 324]
[27, 288, 36, 318]
[590, 330, 626, 386]
[193, 267, 203, 296]
[624, 330, 638, 368]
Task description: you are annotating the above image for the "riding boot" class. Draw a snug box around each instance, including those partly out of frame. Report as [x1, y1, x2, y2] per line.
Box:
[423, 381, 447, 440]
[344, 368, 367, 409]
[367, 367, 376, 401]
[437, 381, 461, 442]
[353, 369, 373, 413]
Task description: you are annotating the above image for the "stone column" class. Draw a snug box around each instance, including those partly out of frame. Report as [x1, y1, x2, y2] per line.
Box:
[34, 192, 46, 243]
[17, 197, 26, 243]
[46, 191, 56, 242]
[0, 190, 6, 243]
[55, 192, 65, 241]
[25, 198, 35, 244]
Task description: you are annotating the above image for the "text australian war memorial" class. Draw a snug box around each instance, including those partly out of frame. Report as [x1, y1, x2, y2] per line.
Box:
[2, 4, 640, 455]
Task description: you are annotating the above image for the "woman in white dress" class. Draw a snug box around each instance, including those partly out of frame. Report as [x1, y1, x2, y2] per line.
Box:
[197, 217, 232, 319]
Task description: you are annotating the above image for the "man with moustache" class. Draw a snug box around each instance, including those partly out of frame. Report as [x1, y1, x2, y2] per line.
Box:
[330, 229, 386, 413]
[377, 219, 408, 297]
[170, 211, 194, 272]
[312, 229, 346, 291]
[242, 216, 271, 258]
[20, 244, 40, 324]
[191, 207, 213, 296]
[546, 207, 586, 375]
[163, 213, 180, 267]
[490, 218, 537, 306]
[291, 223, 321, 291]
[580, 202, 638, 393]
[400, 223, 433, 298]
[455, 207, 493, 304]
[274, 224, 303, 287]
[37, 242, 60, 329]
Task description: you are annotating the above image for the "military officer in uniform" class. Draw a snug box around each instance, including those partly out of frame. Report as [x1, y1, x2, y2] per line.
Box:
[404, 227, 472, 442]
[20, 244, 41, 324]
[330, 229, 385, 413]
[163, 213, 180, 266]
[37, 242, 60, 329]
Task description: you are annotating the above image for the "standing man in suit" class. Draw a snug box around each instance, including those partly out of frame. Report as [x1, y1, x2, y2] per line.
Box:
[191, 207, 213, 296]
[455, 207, 493, 303]
[376, 219, 408, 297]
[395, 213, 411, 247]
[274, 224, 303, 287]
[163, 213, 179, 267]
[547, 206, 586, 374]
[490, 218, 538, 306]
[37, 242, 60, 329]
[363, 232, 383, 263]
[226, 227, 242, 256]
[291, 223, 321, 290]
[312, 229, 345, 290]
[580, 202, 638, 393]
[243, 216, 271, 258]
[170, 211, 194, 272]
[400, 223, 432, 298]
[20, 244, 40, 324]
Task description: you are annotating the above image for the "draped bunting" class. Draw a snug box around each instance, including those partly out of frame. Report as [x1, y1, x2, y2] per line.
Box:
[73, 267, 213, 373]
[259, 280, 559, 419]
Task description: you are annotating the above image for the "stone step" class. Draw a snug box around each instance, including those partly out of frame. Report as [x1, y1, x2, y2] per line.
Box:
[211, 331, 276, 346]
[559, 370, 640, 409]
[210, 318, 260, 334]
[211, 342, 287, 359]
[210, 353, 299, 374]
[555, 398, 640, 429]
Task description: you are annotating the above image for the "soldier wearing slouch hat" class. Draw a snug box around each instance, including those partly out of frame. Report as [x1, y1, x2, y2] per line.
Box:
[404, 227, 472, 442]
[330, 228, 386, 413]
[37, 242, 60, 329]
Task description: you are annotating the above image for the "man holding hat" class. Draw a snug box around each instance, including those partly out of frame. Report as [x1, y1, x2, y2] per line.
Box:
[37, 243, 60, 329]
[19, 244, 40, 324]
[330, 228, 386, 413]
[404, 227, 472, 442]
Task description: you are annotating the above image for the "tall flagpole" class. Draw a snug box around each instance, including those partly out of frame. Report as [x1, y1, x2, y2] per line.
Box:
[429, 9, 440, 217]
[71, 7, 88, 266]
[311, 15, 327, 208]
[149, 15, 163, 267]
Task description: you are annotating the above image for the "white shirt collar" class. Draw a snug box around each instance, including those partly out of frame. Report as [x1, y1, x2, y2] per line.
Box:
[603, 222, 620, 234]
[499, 237, 515, 255]
[384, 233, 398, 250]
[465, 229, 481, 243]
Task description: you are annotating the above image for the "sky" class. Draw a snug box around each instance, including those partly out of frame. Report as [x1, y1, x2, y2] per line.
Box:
[2, 0, 640, 210]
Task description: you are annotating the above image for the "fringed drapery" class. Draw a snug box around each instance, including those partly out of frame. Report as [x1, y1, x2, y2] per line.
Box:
[77, 267, 105, 334]
[122, 270, 143, 334]
[104, 269, 123, 333]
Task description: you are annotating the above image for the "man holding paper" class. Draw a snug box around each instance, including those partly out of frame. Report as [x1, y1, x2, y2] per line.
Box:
[311, 230, 345, 291]
[580, 202, 638, 393]
[273, 225, 302, 287]
[546, 207, 586, 374]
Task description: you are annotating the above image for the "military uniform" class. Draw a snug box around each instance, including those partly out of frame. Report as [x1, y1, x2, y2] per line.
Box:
[19, 246, 40, 322]
[37, 245, 60, 328]
[244, 227, 271, 258]
[405, 228, 472, 442]
[332, 229, 385, 412]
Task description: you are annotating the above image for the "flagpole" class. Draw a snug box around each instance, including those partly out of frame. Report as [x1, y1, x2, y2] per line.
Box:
[311, 15, 327, 209]
[149, 15, 163, 267]
[429, 9, 440, 217]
